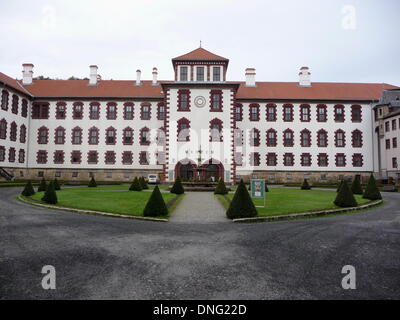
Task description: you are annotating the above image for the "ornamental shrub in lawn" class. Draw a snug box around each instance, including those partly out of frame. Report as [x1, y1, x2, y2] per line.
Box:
[226, 179, 257, 219]
[88, 177, 97, 187]
[21, 180, 35, 197]
[351, 175, 363, 195]
[139, 176, 149, 190]
[301, 179, 311, 190]
[334, 180, 357, 208]
[41, 181, 58, 205]
[362, 174, 382, 200]
[38, 178, 47, 192]
[53, 178, 61, 191]
[336, 180, 344, 192]
[129, 177, 142, 191]
[170, 176, 184, 194]
[143, 185, 168, 217]
[214, 178, 228, 195]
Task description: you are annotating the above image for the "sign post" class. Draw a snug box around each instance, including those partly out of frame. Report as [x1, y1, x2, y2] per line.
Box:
[250, 179, 266, 208]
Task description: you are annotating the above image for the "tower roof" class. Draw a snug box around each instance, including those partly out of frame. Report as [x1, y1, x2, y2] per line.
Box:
[172, 47, 229, 62]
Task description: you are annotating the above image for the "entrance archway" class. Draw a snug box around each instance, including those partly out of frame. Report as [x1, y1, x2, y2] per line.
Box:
[201, 159, 224, 181]
[174, 158, 197, 180]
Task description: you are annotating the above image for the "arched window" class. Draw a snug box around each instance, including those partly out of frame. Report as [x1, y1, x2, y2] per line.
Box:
[249, 128, 260, 146]
[283, 104, 294, 122]
[1, 90, 9, 110]
[335, 129, 346, 147]
[56, 102, 67, 119]
[105, 127, 117, 145]
[317, 129, 328, 147]
[266, 129, 277, 147]
[73, 102, 83, 119]
[124, 102, 134, 120]
[88, 127, 99, 145]
[283, 129, 294, 147]
[316, 104, 327, 122]
[140, 127, 151, 145]
[21, 99, 28, 118]
[20, 124, 26, 143]
[210, 118, 223, 142]
[0, 119, 7, 139]
[300, 104, 310, 122]
[37, 126, 49, 144]
[11, 95, 19, 114]
[177, 118, 190, 142]
[71, 127, 82, 145]
[10, 122, 17, 141]
[140, 102, 151, 120]
[266, 104, 277, 122]
[107, 102, 117, 120]
[123, 127, 133, 145]
[300, 129, 311, 147]
[54, 127, 65, 145]
[249, 103, 260, 121]
[352, 130, 363, 148]
[18, 149, 25, 163]
[89, 102, 100, 119]
[334, 104, 345, 122]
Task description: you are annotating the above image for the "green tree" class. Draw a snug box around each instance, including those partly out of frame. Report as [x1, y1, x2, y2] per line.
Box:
[351, 175, 363, 195]
[226, 179, 257, 219]
[301, 179, 311, 190]
[214, 178, 228, 195]
[88, 177, 97, 187]
[21, 180, 35, 196]
[53, 178, 61, 191]
[129, 177, 142, 191]
[334, 180, 357, 207]
[362, 174, 382, 200]
[41, 181, 58, 204]
[139, 176, 149, 190]
[170, 176, 184, 194]
[143, 185, 168, 217]
[38, 178, 47, 192]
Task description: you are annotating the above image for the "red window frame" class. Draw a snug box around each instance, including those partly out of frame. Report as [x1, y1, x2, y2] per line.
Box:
[283, 129, 294, 147]
[124, 102, 134, 120]
[54, 126, 65, 145]
[89, 102, 100, 120]
[140, 127, 151, 145]
[56, 102, 67, 119]
[249, 103, 260, 121]
[88, 127, 99, 145]
[300, 104, 310, 122]
[37, 126, 49, 144]
[71, 127, 83, 145]
[177, 89, 190, 111]
[210, 90, 223, 112]
[177, 118, 190, 142]
[107, 102, 117, 120]
[73, 102, 83, 120]
[316, 104, 327, 122]
[282, 104, 294, 122]
[105, 127, 117, 145]
[266, 104, 277, 122]
[123, 127, 134, 145]
[209, 118, 223, 142]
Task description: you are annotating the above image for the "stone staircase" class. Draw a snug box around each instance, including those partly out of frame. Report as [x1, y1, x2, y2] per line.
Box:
[0, 168, 14, 181]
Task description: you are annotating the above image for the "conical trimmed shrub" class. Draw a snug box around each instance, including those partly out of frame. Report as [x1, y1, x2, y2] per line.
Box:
[41, 181, 58, 204]
[21, 180, 35, 197]
[170, 176, 184, 194]
[265, 183, 269, 192]
[129, 177, 142, 191]
[362, 174, 382, 200]
[139, 176, 149, 190]
[53, 178, 61, 191]
[88, 177, 97, 187]
[334, 180, 357, 207]
[38, 178, 47, 192]
[214, 178, 228, 195]
[351, 175, 363, 195]
[336, 180, 344, 192]
[226, 179, 257, 219]
[143, 185, 168, 217]
[301, 179, 311, 190]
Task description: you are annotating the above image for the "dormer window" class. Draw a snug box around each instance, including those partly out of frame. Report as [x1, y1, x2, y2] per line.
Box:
[180, 66, 188, 81]
[213, 67, 221, 81]
[196, 67, 205, 81]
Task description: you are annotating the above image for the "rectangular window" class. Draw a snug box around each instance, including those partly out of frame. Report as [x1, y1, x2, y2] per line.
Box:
[32, 103, 49, 119]
[267, 105, 276, 121]
[71, 151, 82, 164]
[213, 67, 221, 81]
[386, 139, 390, 149]
[393, 157, 398, 169]
[196, 67, 204, 81]
[72, 172, 79, 178]
[0, 146, 5, 162]
[107, 104, 117, 120]
[139, 151, 149, 165]
[54, 151, 64, 164]
[235, 106, 242, 121]
[90, 104, 100, 119]
[393, 137, 397, 149]
[211, 93, 221, 111]
[385, 121, 390, 132]
[180, 66, 188, 81]
[55, 171, 61, 178]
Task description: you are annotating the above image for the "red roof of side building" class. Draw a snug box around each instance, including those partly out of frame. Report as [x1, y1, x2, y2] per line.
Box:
[172, 47, 229, 61]
[0, 72, 33, 97]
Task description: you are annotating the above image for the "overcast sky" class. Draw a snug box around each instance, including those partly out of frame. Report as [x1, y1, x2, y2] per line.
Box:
[0, 0, 399, 86]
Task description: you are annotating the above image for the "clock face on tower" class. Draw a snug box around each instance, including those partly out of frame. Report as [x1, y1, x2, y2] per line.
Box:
[194, 96, 206, 108]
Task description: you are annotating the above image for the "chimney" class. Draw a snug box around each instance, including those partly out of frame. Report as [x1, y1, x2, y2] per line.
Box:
[299, 66, 311, 87]
[136, 69, 141, 86]
[89, 65, 98, 85]
[245, 68, 256, 87]
[152, 67, 158, 85]
[22, 64, 34, 85]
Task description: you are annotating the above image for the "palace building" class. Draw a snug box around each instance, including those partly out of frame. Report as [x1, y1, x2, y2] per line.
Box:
[0, 47, 399, 183]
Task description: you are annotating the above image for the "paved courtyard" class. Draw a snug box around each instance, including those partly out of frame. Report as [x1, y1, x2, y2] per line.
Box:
[0, 187, 399, 299]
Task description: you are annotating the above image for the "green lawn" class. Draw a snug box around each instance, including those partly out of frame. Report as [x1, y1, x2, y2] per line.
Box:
[64, 185, 169, 191]
[219, 188, 371, 217]
[30, 188, 176, 217]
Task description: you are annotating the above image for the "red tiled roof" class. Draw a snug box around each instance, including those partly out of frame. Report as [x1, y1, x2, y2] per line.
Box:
[235, 82, 398, 101]
[0, 72, 32, 96]
[172, 47, 229, 61]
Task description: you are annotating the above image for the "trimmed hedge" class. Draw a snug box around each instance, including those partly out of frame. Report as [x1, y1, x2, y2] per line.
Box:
[170, 176, 184, 194]
[363, 174, 382, 200]
[41, 181, 58, 204]
[351, 175, 363, 195]
[143, 185, 168, 217]
[301, 179, 311, 190]
[129, 177, 142, 191]
[214, 178, 228, 195]
[336, 180, 344, 192]
[88, 177, 97, 187]
[139, 176, 149, 190]
[38, 178, 47, 192]
[53, 178, 61, 191]
[21, 180, 35, 197]
[334, 180, 357, 207]
[226, 179, 257, 219]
